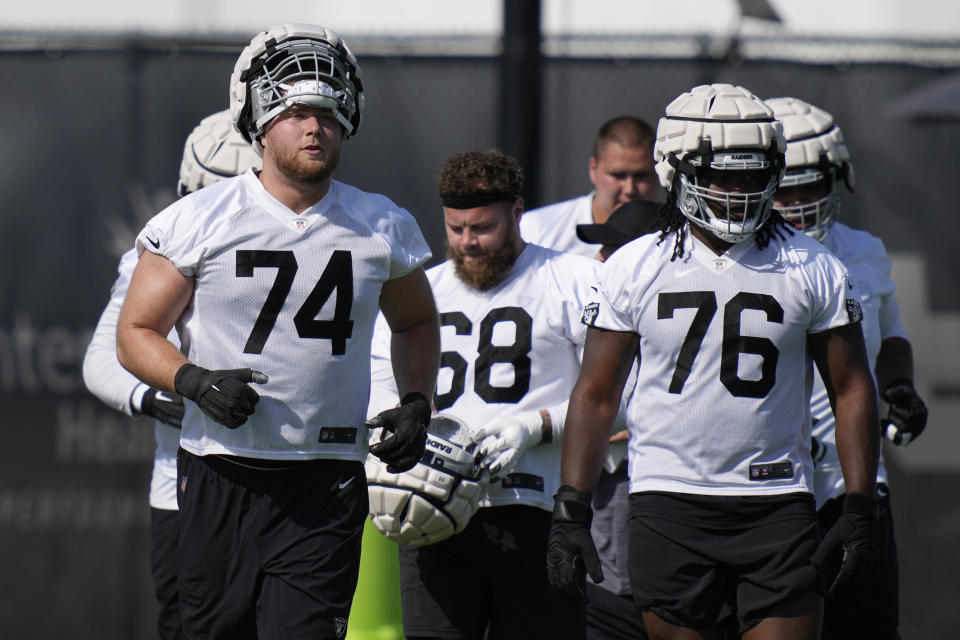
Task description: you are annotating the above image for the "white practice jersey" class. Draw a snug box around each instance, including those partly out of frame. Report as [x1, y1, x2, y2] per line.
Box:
[519, 193, 598, 258]
[137, 169, 431, 461]
[82, 248, 179, 510]
[369, 244, 597, 511]
[585, 226, 863, 496]
[811, 223, 907, 508]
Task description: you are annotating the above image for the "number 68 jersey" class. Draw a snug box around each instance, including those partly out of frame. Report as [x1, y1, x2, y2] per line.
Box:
[369, 244, 597, 512]
[136, 170, 431, 461]
[584, 228, 862, 497]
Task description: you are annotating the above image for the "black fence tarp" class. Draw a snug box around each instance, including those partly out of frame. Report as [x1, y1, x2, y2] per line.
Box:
[0, 43, 957, 638]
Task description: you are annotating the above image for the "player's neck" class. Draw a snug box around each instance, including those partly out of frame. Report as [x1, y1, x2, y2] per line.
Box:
[591, 197, 614, 226]
[689, 224, 735, 256]
[258, 168, 332, 214]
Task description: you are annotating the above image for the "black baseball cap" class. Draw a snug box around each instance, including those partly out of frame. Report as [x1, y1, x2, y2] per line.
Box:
[576, 200, 660, 247]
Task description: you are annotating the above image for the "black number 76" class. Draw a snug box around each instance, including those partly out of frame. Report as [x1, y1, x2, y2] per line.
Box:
[236, 249, 354, 355]
[657, 291, 783, 398]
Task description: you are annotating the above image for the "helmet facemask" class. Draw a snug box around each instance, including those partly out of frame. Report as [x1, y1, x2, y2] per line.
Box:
[248, 38, 361, 139]
[674, 148, 781, 244]
[773, 165, 840, 241]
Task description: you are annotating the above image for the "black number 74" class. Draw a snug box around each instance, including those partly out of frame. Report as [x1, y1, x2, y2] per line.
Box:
[236, 249, 354, 355]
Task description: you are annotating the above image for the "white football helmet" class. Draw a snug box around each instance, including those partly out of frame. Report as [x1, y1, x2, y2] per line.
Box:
[230, 24, 364, 153]
[654, 83, 786, 243]
[177, 109, 262, 197]
[766, 97, 854, 241]
[366, 413, 488, 547]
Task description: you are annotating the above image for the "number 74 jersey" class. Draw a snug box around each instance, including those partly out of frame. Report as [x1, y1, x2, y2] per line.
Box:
[369, 244, 597, 511]
[136, 170, 431, 461]
[584, 229, 863, 497]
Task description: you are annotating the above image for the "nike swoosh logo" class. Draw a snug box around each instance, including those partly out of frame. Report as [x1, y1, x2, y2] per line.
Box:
[146, 235, 160, 249]
[155, 392, 175, 403]
[676, 268, 698, 277]
[338, 475, 357, 490]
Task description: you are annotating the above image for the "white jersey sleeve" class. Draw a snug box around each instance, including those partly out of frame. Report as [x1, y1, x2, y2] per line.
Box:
[135, 171, 431, 461]
[584, 227, 862, 497]
[519, 193, 598, 258]
[82, 249, 144, 416]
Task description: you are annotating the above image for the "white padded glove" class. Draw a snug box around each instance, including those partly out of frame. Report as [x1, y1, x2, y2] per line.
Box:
[474, 412, 544, 479]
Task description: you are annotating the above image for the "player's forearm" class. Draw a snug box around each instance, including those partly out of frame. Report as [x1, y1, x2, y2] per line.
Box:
[116, 325, 188, 394]
[875, 337, 914, 392]
[560, 384, 621, 494]
[834, 376, 880, 496]
[390, 315, 440, 401]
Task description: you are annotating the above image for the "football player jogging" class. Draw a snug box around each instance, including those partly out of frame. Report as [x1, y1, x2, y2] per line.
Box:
[83, 109, 260, 640]
[520, 116, 660, 257]
[116, 24, 440, 640]
[369, 150, 596, 639]
[767, 96, 928, 639]
[547, 84, 881, 640]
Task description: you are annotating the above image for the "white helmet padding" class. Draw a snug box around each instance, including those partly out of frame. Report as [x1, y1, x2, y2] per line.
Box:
[654, 84, 786, 243]
[230, 24, 364, 154]
[366, 413, 488, 547]
[766, 96, 854, 241]
[177, 109, 262, 197]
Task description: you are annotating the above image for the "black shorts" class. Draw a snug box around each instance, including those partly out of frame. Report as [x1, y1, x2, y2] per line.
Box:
[585, 582, 648, 640]
[176, 449, 367, 640]
[399, 505, 585, 640]
[627, 491, 821, 634]
[150, 507, 183, 640]
[818, 483, 900, 639]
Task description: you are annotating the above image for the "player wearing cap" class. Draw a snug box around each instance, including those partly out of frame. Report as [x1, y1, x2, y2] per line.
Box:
[768, 96, 927, 639]
[83, 109, 260, 640]
[548, 84, 881, 639]
[115, 24, 440, 639]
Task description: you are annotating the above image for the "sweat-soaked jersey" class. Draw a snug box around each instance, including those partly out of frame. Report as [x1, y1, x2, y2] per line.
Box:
[136, 169, 431, 461]
[584, 226, 862, 496]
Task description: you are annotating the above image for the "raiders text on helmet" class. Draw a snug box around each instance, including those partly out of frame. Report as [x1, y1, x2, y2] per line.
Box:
[654, 83, 786, 243]
[366, 413, 488, 547]
[230, 24, 364, 153]
[177, 109, 262, 197]
[766, 97, 854, 241]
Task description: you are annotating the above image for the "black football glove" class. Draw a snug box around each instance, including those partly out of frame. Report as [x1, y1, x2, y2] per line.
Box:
[139, 387, 185, 428]
[882, 378, 928, 446]
[546, 485, 604, 603]
[812, 492, 880, 598]
[174, 364, 267, 429]
[367, 392, 430, 473]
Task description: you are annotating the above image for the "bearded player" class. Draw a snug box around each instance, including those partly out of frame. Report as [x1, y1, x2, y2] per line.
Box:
[369, 150, 596, 639]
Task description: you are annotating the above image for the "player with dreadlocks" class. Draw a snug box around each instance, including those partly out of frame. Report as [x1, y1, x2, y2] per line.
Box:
[547, 84, 882, 640]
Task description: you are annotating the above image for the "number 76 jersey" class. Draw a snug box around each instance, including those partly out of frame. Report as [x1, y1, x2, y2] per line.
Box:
[369, 244, 597, 511]
[136, 170, 431, 461]
[584, 229, 862, 497]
